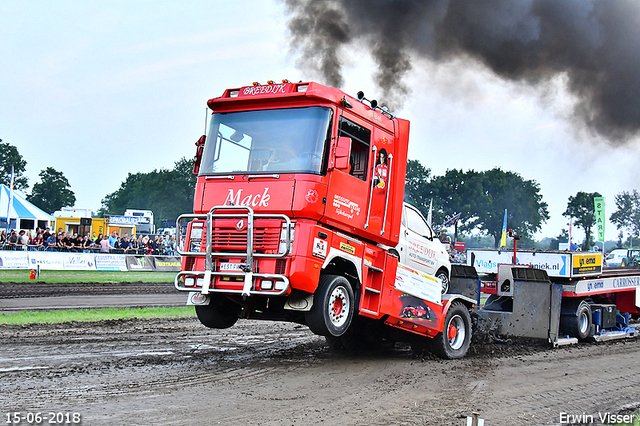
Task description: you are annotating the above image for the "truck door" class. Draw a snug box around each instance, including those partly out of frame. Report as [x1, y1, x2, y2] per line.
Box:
[398, 204, 439, 276]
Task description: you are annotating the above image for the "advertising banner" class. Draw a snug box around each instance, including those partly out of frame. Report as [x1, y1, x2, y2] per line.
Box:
[63, 253, 97, 270]
[125, 255, 155, 271]
[0, 251, 30, 269]
[153, 256, 181, 271]
[95, 254, 128, 271]
[29, 252, 65, 270]
[394, 263, 442, 305]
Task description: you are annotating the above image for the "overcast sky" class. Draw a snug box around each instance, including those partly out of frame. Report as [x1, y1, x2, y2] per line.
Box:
[1, 1, 638, 243]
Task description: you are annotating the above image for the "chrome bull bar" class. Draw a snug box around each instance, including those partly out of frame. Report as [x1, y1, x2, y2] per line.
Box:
[174, 205, 293, 297]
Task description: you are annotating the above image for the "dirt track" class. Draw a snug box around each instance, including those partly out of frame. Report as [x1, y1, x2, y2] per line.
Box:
[2, 283, 640, 425]
[3, 319, 640, 425]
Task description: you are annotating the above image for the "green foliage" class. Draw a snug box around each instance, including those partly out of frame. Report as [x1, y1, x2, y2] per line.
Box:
[610, 190, 640, 245]
[27, 167, 76, 214]
[406, 162, 549, 248]
[0, 140, 28, 190]
[98, 157, 196, 227]
[563, 191, 602, 250]
[404, 159, 432, 217]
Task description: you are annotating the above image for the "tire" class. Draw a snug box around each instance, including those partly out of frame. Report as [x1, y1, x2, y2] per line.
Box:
[437, 269, 450, 294]
[560, 300, 592, 341]
[306, 275, 355, 337]
[430, 302, 472, 359]
[195, 295, 239, 329]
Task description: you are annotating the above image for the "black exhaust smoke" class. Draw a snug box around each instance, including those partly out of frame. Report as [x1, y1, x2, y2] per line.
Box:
[284, 0, 640, 143]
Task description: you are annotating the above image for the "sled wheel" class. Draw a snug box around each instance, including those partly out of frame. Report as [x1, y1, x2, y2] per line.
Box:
[306, 275, 354, 337]
[431, 302, 472, 359]
[437, 269, 450, 294]
[195, 295, 239, 329]
[561, 300, 592, 341]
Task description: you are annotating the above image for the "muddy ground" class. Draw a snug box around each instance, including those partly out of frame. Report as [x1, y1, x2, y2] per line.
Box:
[1, 284, 640, 425]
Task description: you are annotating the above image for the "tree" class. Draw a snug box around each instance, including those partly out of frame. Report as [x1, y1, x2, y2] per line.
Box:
[609, 190, 640, 248]
[0, 140, 28, 190]
[404, 159, 432, 217]
[27, 167, 75, 213]
[475, 169, 549, 248]
[99, 158, 196, 228]
[563, 191, 602, 250]
[426, 168, 548, 247]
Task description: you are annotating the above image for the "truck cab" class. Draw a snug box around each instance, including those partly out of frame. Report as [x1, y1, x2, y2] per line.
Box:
[175, 81, 472, 359]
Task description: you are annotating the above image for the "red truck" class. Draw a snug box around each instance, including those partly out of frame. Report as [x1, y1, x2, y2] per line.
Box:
[175, 80, 474, 359]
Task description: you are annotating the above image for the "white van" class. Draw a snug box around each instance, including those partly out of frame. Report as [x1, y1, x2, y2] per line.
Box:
[605, 249, 627, 267]
[396, 203, 452, 293]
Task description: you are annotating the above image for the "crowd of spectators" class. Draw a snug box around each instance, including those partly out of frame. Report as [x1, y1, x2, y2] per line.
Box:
[0, 227, 178, 256]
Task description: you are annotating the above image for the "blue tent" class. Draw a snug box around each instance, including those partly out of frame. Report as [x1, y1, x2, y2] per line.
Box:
[0, 184, 55, 231]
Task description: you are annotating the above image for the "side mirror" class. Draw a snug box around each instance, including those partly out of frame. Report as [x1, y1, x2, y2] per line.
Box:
[192, 135, 206, 175]
[334, 136, 352, 171]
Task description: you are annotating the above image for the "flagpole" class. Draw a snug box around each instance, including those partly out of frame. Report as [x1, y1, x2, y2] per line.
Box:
[6, 165, 14, 234]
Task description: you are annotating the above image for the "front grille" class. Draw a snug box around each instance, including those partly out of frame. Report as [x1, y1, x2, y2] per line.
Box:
[207, 218, 283, 253]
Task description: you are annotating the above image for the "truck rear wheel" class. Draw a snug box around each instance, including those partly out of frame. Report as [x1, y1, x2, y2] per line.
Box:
[560, 300, 592, 341]
[195, 295, 239, 329]
[430, 302, 472, 359]
[306, 275, 354, 337]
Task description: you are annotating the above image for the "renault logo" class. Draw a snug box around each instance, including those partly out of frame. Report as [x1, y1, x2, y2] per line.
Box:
[236, 220, 245, 232]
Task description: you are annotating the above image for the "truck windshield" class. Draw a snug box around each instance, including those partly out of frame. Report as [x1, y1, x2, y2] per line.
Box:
[199, 106, 332, 175]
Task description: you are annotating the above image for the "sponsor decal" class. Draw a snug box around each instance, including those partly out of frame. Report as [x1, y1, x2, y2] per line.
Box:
[313, 237, 327, 259]
[305, 189, 319, 204]
[332, 194, 360, 219]
[339, 241, 356, 255]
[224, 188, 271, 208]
[188, 292, 210, 305]
[242, 84, 286, 96]
[572, 253, 602, 275]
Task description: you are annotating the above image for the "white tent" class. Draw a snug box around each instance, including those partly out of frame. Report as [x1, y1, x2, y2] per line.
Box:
[0, 184, 55, 231]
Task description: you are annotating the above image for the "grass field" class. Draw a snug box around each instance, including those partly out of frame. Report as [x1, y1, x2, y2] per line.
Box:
[0, 306, 195, 325]
[0, 269, 176, 283]
[0, 269, 188, 324]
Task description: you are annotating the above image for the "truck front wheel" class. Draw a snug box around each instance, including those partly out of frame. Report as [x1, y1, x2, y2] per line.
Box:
[195, 295, 239, 329]
[436, 269, 450, 294]
[430, 302, 472, 359]
[306, 275, 354, 337]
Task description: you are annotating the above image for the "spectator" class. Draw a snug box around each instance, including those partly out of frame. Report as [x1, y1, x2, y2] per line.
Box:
[17, 230, 27, 250]
[156, 235, 165, 255]
[99, 236, 110, 253]
[82, 235, 93, 253]
[120, 235, 131, 253]
[130, 235, 140, 254]
[46, 233, 57, 251]
[6, 230, 18, 250]
[62, 232, 71, 252]
[91, 232, 98, 242]
[42, 228, 51, 245]
[32, 230, 44, 251]
[108, 231, 118, 248]
[0, 230, 6, 248]
[167, 235, 177, 256]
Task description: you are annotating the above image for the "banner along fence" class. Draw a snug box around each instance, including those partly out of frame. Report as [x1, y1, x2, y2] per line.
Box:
[0, 251, 181, 272]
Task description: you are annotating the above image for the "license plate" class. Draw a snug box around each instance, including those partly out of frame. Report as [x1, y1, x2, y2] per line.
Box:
[219, 262, 244, 271]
